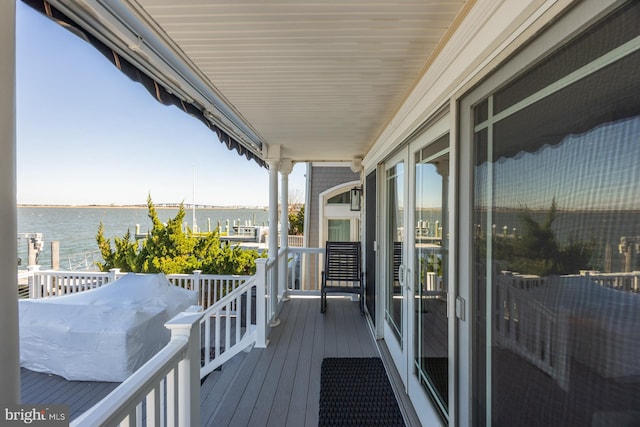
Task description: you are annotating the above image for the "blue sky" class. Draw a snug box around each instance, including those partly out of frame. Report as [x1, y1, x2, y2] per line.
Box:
[15, 2, 306, 207]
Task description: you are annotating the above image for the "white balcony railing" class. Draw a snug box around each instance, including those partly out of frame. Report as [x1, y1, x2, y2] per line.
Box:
[285, 246, 324, 292]
[23, 267, 250, 309]
[200, 258, 269, 377]
[69, 258, 275, 427]
[20, 248, 320, 426]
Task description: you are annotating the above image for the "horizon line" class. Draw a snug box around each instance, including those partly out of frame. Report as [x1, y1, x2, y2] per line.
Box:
[17, 203, 270, 209]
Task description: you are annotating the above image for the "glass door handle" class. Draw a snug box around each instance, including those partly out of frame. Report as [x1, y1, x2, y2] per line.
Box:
[398, 264, 411, 292]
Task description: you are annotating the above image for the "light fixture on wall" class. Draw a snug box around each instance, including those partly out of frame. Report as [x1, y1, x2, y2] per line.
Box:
[350, 187, 362, 211]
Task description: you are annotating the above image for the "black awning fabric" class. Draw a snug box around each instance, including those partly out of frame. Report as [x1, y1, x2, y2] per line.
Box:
[22, 0, 266, 169]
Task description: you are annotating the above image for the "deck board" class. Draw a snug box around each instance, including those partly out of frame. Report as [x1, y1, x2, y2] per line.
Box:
[20, 368, 119, 421]
[305, 296, 327, 427]
[285, 297, 315, 427]
[247, 298, 301, 426]
[200, 351, 247, 424]
[204, 342, 263, 427]
[266, 298, 309, 427]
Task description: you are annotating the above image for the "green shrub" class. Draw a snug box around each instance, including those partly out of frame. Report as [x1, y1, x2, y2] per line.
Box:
[96, 195, 265, 275]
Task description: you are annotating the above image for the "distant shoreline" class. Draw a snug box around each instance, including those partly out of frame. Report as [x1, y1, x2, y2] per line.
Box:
[17, 204, 268, 210]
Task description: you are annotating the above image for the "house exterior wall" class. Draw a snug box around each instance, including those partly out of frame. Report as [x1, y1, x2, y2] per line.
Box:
[363, 1, 639, 426]
[306, 164, 360, 249]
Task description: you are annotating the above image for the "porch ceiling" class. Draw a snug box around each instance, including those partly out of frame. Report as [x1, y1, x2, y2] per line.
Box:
[52, 0, 470, 163]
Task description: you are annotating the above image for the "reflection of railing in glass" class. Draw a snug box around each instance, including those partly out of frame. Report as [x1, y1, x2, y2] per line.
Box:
[418, 254, 444, 293]
[580, 270, 640, 293]
[494, 272, 569, 390]
[494, 270, 640, 395]
[415, 220, 442, 238]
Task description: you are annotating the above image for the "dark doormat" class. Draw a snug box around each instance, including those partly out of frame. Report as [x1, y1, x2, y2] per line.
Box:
[319, 357, 405, 426]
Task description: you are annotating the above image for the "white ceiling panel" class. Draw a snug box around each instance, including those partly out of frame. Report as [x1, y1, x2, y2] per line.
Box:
[120, 0, 470, 161]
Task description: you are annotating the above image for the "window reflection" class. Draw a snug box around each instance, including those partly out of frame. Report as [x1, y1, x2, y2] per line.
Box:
[471, 3, 640, 425]
[414, 141, 449, 419]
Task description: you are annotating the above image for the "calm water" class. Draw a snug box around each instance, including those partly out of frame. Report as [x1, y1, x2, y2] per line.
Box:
[480, 209, 640, 272]
[17, 206, 269, 270]
[419, 207, 640, 272]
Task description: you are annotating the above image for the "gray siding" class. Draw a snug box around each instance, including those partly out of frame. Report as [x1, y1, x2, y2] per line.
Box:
[307, 166, 359, 248]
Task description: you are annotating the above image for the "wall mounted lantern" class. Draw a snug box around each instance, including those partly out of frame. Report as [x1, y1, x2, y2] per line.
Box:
[350, 187, 362, 211]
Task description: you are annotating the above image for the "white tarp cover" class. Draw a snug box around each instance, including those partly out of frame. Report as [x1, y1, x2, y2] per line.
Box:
[19, 273, 198, 382]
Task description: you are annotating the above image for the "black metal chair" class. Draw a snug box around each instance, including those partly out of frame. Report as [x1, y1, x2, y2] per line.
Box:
[320, 241, 364, 315]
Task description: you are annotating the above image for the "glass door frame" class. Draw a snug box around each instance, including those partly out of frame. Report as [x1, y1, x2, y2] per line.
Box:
[409, 140, 451, 424]
[381, 112, 455, 426]
[383, 148, 410, 382]
[408, 119, 456, 425]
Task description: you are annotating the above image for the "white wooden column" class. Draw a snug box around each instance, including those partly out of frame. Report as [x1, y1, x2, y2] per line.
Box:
[279, 160, 293, 301]
[267, 159, 280, 326]
[0, 0, 19, 405]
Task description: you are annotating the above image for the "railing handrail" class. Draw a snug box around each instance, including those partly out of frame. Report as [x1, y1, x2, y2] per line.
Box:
[199, 259, 269, 377]
[203, 274, 257, 312]
[200, 278, 258, 377]
[27, 269, 249, 281]
[72, 340, 188, 426]
[287, 246, 324, 254]
[24, 269, 252, 308]
[265, 256, 277, 269]
[168, 272, 249, 280]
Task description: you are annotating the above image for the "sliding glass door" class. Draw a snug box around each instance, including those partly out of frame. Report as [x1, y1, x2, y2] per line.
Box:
[384, 150, 408, 379]
[411, 135, 450, 422]
[383, 130, 452, 425]
[459, 3, 640, 425]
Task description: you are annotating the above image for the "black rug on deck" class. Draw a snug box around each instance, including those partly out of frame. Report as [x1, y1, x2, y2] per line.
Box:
[319, 357, 405, 426]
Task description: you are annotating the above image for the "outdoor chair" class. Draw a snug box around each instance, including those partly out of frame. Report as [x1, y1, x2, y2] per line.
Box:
[320, 241, 364, 315]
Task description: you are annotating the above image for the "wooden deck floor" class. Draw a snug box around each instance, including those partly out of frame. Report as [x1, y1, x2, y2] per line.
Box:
[20, 368, 119, 420]
[200, 295, 380, 426]
[20, 295, 386, 426]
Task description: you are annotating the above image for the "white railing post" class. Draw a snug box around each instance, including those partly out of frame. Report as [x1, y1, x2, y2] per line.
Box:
[268, 261, 280, 327]
[255, 258, 268, 348]
[27, 265, 40, 299]
[108, 268, 121, 283]
[192, 269, 202, 305]
[164, 306, 203, 427]
[279, 248, 290, 302]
